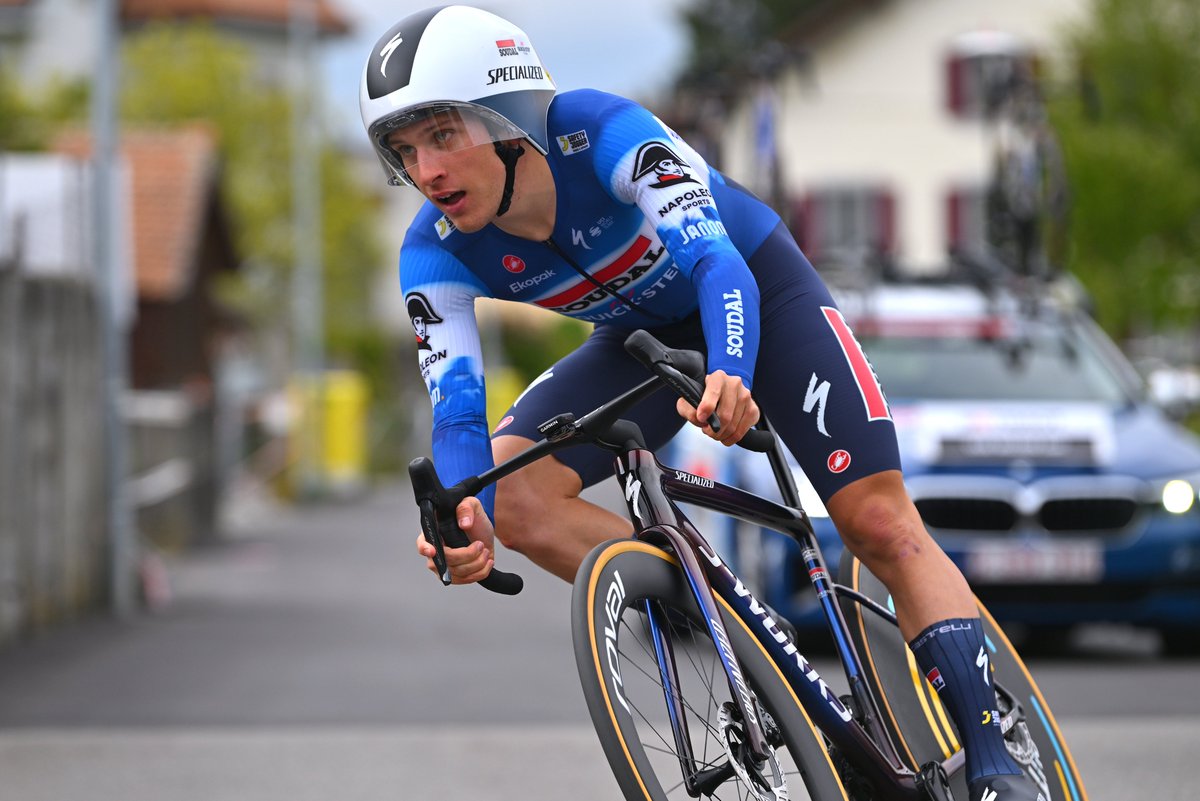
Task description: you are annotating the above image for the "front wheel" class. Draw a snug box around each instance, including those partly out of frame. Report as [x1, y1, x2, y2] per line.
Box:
[573, 539, 851, 800]
[837, 553, 1089, 801]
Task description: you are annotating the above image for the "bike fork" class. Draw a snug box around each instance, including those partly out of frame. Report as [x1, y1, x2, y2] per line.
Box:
[641, 525, 772, 763]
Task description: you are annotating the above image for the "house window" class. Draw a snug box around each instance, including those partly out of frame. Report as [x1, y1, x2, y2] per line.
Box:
[945, 186, 989, 256]
[791, 186, 895, 263]
[944, 31, 1039, 119]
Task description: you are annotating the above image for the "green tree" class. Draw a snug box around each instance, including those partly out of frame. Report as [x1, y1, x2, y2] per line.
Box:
[676, 0, 822, 87]
[0, 70, 87, 150]
[1047, 0, 1200, 338]
[119, 22, 384, 367]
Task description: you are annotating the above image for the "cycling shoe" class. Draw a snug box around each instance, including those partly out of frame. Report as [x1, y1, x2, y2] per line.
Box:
[968, 774, 1047, 801]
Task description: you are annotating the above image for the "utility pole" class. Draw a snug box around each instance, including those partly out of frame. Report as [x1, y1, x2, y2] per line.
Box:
[92, 0, 135, 617]
[289, 0, 326, 497]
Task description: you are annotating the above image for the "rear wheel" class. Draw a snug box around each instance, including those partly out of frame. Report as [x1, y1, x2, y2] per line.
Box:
[573, 539, 851, 800]
[837, 552, 1089, 801]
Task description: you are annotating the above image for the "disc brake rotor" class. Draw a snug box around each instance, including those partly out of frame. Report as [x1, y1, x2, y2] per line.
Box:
[716, 702, 790, 801]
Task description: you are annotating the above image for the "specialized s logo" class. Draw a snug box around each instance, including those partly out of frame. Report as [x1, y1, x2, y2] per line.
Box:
[804, 373, 831, 437]
[631, 141, 699, 189]
[378, 32, 403, 77]
[405, 292, 443, 351]
[623, 474, 644, 523]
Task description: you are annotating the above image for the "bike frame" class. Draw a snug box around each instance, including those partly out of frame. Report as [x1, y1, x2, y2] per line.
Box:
[612, 443, 964, 798]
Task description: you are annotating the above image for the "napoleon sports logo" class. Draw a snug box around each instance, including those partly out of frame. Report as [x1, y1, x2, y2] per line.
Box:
[631, 141, 699, 189]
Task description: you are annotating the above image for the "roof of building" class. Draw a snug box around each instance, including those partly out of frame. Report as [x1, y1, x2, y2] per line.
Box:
[121, 0, 350, 36]
[55, 126, 236, 302]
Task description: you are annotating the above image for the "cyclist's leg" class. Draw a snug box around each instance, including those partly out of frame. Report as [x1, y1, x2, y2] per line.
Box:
[489, 322, 698, 582]
[745, 224, 1037, 796]
[840, 552, 1086, 801]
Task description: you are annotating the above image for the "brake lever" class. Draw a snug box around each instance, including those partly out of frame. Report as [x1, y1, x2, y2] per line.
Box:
[417, 498, 452, 585]
[624, 330, 775, 452]
[408, 457, 524, 595]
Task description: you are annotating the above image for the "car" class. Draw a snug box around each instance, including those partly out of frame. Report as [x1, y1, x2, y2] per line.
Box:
[665, 267, 1200, 655]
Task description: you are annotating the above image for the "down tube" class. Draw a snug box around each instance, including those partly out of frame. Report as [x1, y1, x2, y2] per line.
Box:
[694, 540, 858, 736]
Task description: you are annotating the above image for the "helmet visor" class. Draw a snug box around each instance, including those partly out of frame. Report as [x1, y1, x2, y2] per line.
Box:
[369, 102, 528, 187]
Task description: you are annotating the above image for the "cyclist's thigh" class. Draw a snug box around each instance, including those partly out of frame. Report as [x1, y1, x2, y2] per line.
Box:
[494, 323, 692, 488]
[745, 225, 902, 503]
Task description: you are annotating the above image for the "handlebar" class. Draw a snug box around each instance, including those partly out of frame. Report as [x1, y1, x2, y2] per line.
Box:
[624, 331, 776, 453]
[409, 329, 776, 596]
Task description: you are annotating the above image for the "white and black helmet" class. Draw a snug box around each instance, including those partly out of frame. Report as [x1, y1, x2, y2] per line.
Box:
[359, 5, 557, 188]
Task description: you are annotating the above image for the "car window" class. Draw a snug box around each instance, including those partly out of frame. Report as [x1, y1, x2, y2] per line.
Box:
[862, 327, 1135, 404]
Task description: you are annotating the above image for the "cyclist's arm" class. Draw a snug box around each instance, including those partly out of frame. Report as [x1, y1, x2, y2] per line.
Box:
[400, 243, 497, 518]
[594, 102, 761, 390]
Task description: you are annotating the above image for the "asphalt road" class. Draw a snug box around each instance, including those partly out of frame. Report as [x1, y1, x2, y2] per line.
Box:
[0, 479, 1195, 800]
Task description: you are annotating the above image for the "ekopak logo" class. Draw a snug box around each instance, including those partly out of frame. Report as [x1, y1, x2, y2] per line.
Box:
[502, 254, 526, 273]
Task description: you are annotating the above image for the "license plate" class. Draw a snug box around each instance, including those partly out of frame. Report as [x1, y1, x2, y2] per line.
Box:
[965, 541, 1103, 583]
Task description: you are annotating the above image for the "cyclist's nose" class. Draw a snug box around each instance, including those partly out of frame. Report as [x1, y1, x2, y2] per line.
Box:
[413, 149, 450, 188]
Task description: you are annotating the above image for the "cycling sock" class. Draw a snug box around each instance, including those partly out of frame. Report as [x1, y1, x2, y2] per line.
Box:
[908, 617, 1022, 784]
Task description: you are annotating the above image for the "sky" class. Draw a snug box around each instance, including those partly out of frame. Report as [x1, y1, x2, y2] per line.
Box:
[322, 0, 693, 145]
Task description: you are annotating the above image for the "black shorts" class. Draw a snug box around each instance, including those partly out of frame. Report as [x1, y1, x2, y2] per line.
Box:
[493, 222, 901, 503]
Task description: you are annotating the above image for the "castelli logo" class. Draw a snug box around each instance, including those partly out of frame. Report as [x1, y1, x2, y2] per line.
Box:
[502, 255, 526, 273]
[827, 450, 851, 473]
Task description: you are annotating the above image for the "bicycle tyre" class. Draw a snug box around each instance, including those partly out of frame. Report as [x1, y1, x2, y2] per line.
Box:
[837, 552, 1089, 801]
[573, 538, 851, 800]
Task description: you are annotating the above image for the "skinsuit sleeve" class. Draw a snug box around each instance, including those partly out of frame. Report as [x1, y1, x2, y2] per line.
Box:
[592, 100, 761, 388]
[400, 241, 497, 516]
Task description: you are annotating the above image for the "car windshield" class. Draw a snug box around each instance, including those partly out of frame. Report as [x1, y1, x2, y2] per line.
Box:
[862, 325, 1137, 404]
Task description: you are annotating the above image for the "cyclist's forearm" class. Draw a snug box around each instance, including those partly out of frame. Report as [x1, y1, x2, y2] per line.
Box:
[692, 252, 760, 387]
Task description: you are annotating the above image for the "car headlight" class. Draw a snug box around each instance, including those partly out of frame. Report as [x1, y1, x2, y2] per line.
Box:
[1162, 479, 1195, 514]
[1152, 472, 1200, 514]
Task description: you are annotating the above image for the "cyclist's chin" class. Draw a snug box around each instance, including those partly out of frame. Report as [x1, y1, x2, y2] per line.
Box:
[440, 204, 492, 234]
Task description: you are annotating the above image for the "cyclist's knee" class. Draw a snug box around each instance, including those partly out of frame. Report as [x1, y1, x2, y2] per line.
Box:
[492, 450, 581, 555]
[827, 473, 930, 566]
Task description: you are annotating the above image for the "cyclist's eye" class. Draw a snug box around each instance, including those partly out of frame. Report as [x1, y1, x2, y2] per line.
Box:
[433, 129, 455, 146]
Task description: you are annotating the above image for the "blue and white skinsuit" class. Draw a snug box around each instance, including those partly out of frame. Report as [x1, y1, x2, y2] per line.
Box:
[400, 88, 899, 517]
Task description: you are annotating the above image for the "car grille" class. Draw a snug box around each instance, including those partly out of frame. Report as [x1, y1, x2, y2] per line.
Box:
[909, 476, 1144, 536]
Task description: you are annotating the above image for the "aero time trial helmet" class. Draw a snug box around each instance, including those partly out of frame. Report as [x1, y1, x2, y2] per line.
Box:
[359, 5, 557, 187]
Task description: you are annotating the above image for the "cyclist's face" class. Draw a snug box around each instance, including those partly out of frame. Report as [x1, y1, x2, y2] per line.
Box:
[386, 110, 508, 232]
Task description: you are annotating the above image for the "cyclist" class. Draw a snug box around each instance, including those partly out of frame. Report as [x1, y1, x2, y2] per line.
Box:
[361, 7, 1043, 800]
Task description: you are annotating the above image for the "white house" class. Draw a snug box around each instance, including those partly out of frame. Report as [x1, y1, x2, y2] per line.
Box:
[718, 0, 1087, 272]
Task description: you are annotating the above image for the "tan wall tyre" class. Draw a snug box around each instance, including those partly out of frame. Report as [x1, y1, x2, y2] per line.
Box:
[837, 553, 1090, 801]
[572, 539, 851, 801]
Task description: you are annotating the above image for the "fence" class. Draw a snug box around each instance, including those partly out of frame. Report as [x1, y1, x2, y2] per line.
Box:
[0, 251, 109, 643]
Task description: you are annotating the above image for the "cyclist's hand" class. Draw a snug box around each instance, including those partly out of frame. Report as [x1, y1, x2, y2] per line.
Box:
[676, 370, 760, 447]
[414, 495, 496, 585]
